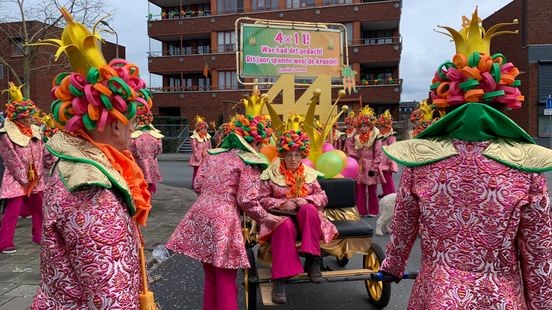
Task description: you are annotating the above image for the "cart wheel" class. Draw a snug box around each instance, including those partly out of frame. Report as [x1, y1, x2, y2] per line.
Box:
[245, 247, 258, 310]
[335, 256, 349, 267]
[363, 243, 391, 309]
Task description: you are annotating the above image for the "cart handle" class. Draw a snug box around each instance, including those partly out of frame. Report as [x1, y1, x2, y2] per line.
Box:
[370, 272, 418, 282]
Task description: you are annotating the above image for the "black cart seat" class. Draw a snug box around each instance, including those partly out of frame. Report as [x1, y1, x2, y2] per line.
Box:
[319, 178, 373, 238]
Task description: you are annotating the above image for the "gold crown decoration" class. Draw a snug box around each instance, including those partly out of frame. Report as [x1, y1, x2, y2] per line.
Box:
[359, 106, 375, 117]
[242, 85, 268, 116]
[31, 8, 108, 75]
[285, 112, 304, 131]
[436, 7, 518, 56]
[3, 82, 24, 102]
[419, 101, 434, 122]
[381, 109, 392, 120]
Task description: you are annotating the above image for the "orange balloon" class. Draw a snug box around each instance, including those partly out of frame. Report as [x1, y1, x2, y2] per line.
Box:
[333, 173, 344, 178]
[260, 144, 278, 162]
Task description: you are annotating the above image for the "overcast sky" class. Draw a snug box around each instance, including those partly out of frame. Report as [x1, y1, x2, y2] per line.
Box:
[3, 0, 514, 102]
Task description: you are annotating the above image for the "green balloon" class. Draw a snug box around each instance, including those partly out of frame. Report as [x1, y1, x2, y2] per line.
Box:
[315, 151, 345, 178]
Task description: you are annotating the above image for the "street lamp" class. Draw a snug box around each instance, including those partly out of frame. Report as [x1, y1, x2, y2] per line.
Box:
[99, 20, 119, 59]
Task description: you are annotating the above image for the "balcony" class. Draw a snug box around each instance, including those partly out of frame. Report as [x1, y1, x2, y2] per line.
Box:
[148, 52, 235, 74]
[348, 37, 401, 65]
[148, 0, 401, 38]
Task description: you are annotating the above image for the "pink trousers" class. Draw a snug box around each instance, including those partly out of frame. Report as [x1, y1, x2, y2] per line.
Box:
[271, 203, 321, 279]
[356, 183, 379, 216]
[0, 193, 43, 250]
[381, 171, 396, 196]
[202, 263, 238, 310]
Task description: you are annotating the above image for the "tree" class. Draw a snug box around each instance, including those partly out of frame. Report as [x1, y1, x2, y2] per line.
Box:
[0, 0, 111, 98]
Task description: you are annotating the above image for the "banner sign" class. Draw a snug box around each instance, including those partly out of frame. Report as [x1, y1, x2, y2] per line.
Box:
[240, 23, 344, 78]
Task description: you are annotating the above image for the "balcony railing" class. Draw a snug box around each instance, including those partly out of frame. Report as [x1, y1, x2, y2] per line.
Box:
[351, 36, 401, 46]
[148, 48, 212, 57]
[148, 9, 212, 21]
[149, 79, 401, 94]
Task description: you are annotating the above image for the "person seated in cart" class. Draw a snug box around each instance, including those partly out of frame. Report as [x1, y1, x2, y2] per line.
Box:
[258, 130, 338, 304]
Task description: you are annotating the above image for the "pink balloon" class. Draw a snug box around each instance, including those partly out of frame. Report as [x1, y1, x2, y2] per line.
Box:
[302, 158, 315, 168]
[341, 157, 359, 179]
[322, 142, 335, 152]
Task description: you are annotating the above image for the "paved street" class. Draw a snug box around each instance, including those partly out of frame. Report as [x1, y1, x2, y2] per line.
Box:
[0, 154, 551, 309]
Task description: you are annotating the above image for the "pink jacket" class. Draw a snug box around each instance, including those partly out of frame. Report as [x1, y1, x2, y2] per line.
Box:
[354, 132, 382, 185]
[167, 150, 278, 269]
[130, 133, 163, 184]
[189, 131, 211, 167]
[379, 134, 398, 173]
[258, 172, 338, 243]
[344, 133, 357, 159]
[33, 174, 141, 309]
[381, 140, 552, 309]
[0, 133, 45, 199]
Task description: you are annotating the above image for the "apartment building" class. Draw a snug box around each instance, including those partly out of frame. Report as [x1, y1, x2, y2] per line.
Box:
[147, 0, 403, 123]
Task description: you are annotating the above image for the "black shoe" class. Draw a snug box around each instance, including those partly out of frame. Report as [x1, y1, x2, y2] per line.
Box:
[305, 254, 323, 283]
[377, 194, 384, 198]
[272, 279, 286, 304]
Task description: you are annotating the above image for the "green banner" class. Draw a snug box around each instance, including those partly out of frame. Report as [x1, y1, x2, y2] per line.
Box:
[240, 23, 343, 78]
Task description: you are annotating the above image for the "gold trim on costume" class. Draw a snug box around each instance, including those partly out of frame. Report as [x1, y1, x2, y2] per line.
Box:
[259, 159, 323, 185]
[47, 132, 131, 195]
[482, 139, 552, 172]
[131, 126, 165, 139]
[0, 119, 42, 146]
[320, 237, 372, 260]
[383, 138, 458, 166]
[191, 130, 211, 142]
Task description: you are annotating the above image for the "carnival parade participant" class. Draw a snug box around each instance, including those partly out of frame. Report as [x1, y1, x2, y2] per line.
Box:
[0, 82, 45, 253]
[354, 107, 381, 216]
[32, 8, 154, 309]
[130, 110, 164, 194]
[375, 110, 398, 196]
[258, 130, 338, 304]
[189, 115, 211, 184]
[167, 114, 282, 310]
[213, 122, 230, 147]
[380, 10, 552, 309]
[329, 122, 344, 150]
[343, 111, 357, 158]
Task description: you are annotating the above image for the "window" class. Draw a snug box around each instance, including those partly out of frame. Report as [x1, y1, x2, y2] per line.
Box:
[218, 31, 236, 53]
[218, 71, 238, 90]
[168, 76, 182, 89]
[199, 77, 211, 91]
[344, 23, 353, 45]
[218, 0, 243, 13]
[252, 0, 278, 11]
[323, 0, 352, 4]
[286, 0, 315, 8]
[197, 40, 211, 54]
[0, 64, 3, 80]
[363, 29, 394, 45]
[11, 37, 23, 56]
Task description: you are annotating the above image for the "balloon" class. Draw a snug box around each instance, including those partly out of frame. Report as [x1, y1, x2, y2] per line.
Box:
[316, 151, 345, 178]
[302, 158, 315, 168]
[322, 142, 335, 152]
[341, 157, 359, 179]
[333, 173, 344, 178]
[328, 150, 347, 166]
[260, 144, 278, 162]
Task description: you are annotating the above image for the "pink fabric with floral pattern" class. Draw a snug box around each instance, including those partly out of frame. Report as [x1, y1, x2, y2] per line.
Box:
[259, 179, 338, 243]
[355, 137, 382, 185]
[379, 135, 398, 173]
[189, 136, 211, 167]
[129, 133, 163, 184]
[381, 140, 552, 309]
[0, 134, 45, 199]
[33, 174, 141, 309]
[344, 134, 356, 159]
[167, 150, 278, 269]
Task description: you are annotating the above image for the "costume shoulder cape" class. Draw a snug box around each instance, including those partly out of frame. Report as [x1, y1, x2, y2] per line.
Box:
[259, 159, 324, 185]
[384, 103, 552, 172]
[0, 118, 42, 146]
[207, 132, 268, 170]
[131, 124, 165, 139]
[46, 131, 136, 215]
